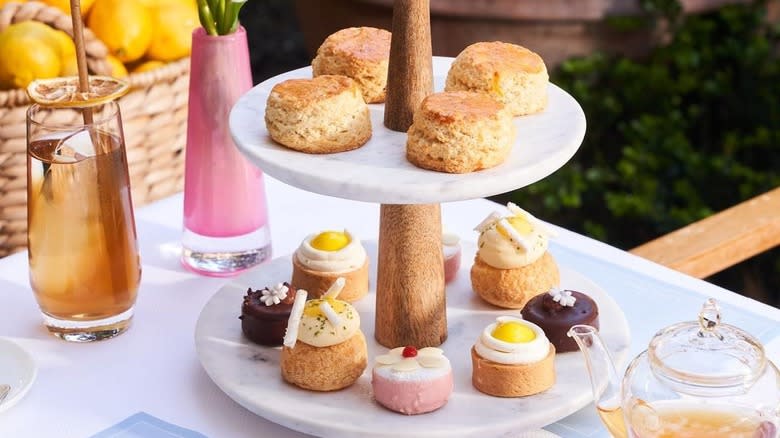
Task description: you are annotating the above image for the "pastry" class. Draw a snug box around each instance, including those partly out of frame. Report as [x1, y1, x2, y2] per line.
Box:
[372, 345, 453, 415]
[470, 202, 559, 309]
[239, 282, 296, 346]
[445, 41, 548, 116]
[265, 74, 372, 153]
[291, 229, 369, 302]
[281, 278, 368, 391]
[442, 229, 461, 284]
[406, 91, 515, 173]
[311, 26, 391, 103]
[521, 288, 599, 352]
[471, 316, 555, 397]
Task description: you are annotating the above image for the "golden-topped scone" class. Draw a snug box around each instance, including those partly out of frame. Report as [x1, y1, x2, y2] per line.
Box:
[265, 75, 371, 153]
[312, 27, 391, 103]
[281, 278, 368, 391]
[470, 202, 560, 308]
[406, 91, 515, 173]
[291, 229, 369, 302]
[445, 41, 548, 116]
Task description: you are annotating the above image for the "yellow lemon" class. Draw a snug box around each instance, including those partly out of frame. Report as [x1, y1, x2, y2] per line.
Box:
[0, 0, 26, 7]
[492, 321, 536, 343]
[137, 0, 194, 7]
[0, 32, 60, 89]
[50, 29, 78, 75]
[311, 231, 350, 251]
[145, 2, 198, 62]
[88, 0, 152, 63]
[39, 0, 96, 16]
[130, 60, 165, 74]
[105, 54, 128, 78]
[27, 75, 129, 107]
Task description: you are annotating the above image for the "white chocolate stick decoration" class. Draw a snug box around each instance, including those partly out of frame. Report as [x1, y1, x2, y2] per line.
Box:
[283, 289, 308, 348]
[322, 277, 345, 299]
[474, 211, 503, 233]
[319, 301, 342, 327]
[498, 218, 531, 251]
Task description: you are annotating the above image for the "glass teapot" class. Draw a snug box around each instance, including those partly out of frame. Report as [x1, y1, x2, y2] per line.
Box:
[568, 299, 779, 438]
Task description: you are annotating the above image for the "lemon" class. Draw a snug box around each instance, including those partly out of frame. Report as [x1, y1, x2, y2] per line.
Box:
[27, 75, 129, 107]
[39, 0, 96, 16]
[130, 59, 164, 74]
[0, 0, 26, 7]
[88, 0, 152, 63]
[492, 321, 536, 343]
[146, 2, 198, 62]
[0, 30, 60, 89]
[106, 54, 128, 78]
[50, 30, 78, 75]
[311, 231, 351, 251]
[303, 298, 348, 317]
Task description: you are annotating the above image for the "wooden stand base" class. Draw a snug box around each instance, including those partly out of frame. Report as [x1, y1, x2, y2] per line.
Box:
[375, 204, 447, 348]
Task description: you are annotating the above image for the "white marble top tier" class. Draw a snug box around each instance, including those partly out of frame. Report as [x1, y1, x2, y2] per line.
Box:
[229, 56, 586, 204]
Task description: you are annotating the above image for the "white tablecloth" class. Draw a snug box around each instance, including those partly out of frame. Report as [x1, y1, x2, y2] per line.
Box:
[0, 176, 778, 437]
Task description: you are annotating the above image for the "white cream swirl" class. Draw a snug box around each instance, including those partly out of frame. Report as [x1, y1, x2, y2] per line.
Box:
[475, 205, 551, 269]
[474, 316, 550, 365]
[296, 230, 367, 273]
[297, 298, 360, 347]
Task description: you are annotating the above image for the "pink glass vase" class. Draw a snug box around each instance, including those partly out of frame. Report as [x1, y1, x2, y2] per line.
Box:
[181, 26, 271, 276]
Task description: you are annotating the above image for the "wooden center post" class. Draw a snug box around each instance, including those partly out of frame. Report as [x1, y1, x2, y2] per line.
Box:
[375, 0, 446, 348]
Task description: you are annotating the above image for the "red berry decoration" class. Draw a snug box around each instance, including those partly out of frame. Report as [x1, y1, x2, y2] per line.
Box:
[402, 346, 418, 358]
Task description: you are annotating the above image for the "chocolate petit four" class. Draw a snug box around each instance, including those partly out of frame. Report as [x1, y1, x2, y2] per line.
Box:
[520, 288, 599, 352]
[240, 282, 296, 346]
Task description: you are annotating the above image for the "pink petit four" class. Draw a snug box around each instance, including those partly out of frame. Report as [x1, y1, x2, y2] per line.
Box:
[372, 346, 453, 415]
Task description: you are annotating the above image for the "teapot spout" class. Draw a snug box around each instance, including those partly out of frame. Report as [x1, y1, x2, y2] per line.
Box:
[568, 325, 628, 438]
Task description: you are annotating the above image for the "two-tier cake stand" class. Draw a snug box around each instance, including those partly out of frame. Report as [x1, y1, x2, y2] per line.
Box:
[194, 1, 630, 436]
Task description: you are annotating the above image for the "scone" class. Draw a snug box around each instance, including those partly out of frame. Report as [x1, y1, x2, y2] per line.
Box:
[291, 229, 369, 302]
[470, 202, 560, 309]
[471, 316, 555, 397]
[312, 27, 391, 103]
[445, 41, 548, 116]
[265, 75, 371, 153]
[406, 91, 515, 173]
[521, 288, 599, 352]
[372, 346, 453, 415]
[281, 278, 368, 391]
[239, 282, 296, 346]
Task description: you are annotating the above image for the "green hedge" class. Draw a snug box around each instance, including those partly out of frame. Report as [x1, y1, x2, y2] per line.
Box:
[500, 0, 780, 304]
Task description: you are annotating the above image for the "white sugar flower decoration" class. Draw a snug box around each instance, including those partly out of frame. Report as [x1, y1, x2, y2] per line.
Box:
[549, 288, 576, 307]
[375, 346, 449, 372]
[260, 283, 289, 306]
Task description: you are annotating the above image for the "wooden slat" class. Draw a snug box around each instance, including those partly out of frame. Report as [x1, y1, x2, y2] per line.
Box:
[630, 187, 780, 279]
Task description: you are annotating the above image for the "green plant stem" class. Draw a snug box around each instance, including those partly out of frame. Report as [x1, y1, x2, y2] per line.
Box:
[216, 0, 227, 34]
[197, 0, 218, 35]
[226, 1, 247, 34]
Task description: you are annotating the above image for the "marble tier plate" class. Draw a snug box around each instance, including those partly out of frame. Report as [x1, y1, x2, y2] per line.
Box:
[194, 241, 631, 438]
[229, 57, 586, 204]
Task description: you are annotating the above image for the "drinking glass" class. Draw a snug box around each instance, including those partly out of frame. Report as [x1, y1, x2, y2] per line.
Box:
[26, 100, 141, 342]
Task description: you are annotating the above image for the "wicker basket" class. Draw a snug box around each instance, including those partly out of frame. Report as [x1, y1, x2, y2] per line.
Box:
[0, 2, 189, 257]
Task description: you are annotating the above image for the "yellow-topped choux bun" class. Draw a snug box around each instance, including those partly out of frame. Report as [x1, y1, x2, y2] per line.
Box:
[281, 278, 368, 391]
[471, 316, 555, 397]
[291, 229, 369, 302]
[470, 203, 560, 309]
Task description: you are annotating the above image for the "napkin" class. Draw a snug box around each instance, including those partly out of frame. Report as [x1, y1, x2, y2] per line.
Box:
[89, 412, 207, 438]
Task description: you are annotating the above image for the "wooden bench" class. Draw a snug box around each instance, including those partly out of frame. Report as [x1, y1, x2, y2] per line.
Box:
[630, 187, 780, 278]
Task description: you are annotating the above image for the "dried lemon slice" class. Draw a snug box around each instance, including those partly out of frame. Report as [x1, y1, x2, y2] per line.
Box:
[27, 75, 129, 107]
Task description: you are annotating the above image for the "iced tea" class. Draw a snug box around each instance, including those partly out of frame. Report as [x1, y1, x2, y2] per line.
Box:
[27, 102, 140, 341]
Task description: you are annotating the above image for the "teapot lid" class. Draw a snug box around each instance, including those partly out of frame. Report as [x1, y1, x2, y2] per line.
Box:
[648, 299, 767, 395]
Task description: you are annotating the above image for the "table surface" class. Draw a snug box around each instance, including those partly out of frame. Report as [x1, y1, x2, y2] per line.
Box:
[0, 176, 778, 438]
